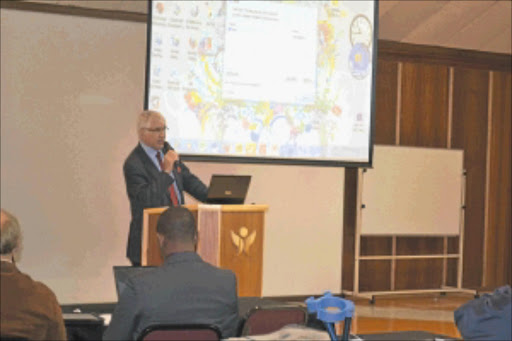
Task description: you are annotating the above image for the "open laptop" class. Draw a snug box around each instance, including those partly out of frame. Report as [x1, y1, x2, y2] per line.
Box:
[112, 266, 156, 299]
[205, 175, 251, 205]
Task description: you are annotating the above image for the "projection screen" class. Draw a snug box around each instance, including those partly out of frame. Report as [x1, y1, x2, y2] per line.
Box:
[145, 0, 377, 167]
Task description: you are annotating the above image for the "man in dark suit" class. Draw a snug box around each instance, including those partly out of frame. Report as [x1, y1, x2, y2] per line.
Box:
[123, 110, 208, 265]
[104, 207, 239, 340]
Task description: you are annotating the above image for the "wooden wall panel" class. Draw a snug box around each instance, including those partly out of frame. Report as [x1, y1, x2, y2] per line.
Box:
[446, 237, 459, 287]
[446, 238, 459, 287]
[395, 259, 443, 290]
[343, 41, 510, 294]
[359, 260, 392, 292]
[354, 59, 399, 293]
[359, 237, 392, 292]
[451, 67, 489, 288]
[396, 62, 450, 289]
[446, 259, 458, 287]
[375, 59, 398, 145]
[447, 237, 459, 254]
[361, 237, 392, 256]
[378, 40, 511, 73]
[396, 237, 443, 255]
[395, 236, 444, 289]
[486, 71, 512, 286]
[342, 168, 358, 291]
[400, 62, 449, 148]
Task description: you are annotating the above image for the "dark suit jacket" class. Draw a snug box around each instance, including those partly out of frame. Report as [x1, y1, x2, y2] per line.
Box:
[103, 252, 239, 340]
[123, 143, 208, 263]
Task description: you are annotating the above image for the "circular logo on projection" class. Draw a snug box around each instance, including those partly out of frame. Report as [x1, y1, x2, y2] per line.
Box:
[350, 14, 373, 48]
[349, 43, 371, 80]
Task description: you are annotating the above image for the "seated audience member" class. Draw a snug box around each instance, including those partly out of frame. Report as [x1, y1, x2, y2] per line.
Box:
[454, 285, 511, 340]
[0, 208, 67, 340]
[104, 207, 239, 340]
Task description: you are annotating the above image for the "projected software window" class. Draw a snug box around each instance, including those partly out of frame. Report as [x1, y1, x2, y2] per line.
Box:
[147, 0, 377, 164]
[222, 1, 318, 105]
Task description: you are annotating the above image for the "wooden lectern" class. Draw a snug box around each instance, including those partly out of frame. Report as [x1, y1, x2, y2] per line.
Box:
[141, 204, 268, 297]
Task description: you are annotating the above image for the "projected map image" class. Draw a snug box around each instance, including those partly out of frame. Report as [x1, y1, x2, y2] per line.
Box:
[148, 0, 375, 163]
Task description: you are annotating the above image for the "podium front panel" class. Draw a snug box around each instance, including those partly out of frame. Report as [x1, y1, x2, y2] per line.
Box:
[219, 211, 264, 297]
[142, 205, 267, 297]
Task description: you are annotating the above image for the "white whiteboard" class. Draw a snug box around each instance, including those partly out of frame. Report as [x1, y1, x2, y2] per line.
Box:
[361, 145, 464, 236]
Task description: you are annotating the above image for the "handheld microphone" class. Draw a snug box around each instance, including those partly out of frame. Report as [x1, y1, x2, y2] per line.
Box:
[163, 141, 172, 153]
[163, 141, 181, 173]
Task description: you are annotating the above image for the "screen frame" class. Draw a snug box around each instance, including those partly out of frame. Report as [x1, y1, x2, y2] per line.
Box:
[144, 0, 378, 168]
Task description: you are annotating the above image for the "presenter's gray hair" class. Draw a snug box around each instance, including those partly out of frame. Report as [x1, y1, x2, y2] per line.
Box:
[0, 209, 22, 255]
[137, 110, 165, 131]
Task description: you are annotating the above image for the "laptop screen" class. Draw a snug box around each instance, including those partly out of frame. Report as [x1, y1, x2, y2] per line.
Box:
[206, 175, 251, 205]
[113, 266, 156, 299]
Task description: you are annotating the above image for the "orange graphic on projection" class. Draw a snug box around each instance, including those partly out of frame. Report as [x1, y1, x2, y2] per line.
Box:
[332, 105, 342, 116]
[259, 144, 267, 155]
[184, 91, 202, 111]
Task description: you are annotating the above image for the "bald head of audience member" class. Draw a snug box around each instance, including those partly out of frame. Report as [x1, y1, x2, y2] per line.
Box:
[156, 206, 197, 257]
[0, 209, 22, 263]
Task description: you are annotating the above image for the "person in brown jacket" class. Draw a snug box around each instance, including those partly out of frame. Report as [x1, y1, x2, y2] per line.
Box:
[0, 208, 67, 340]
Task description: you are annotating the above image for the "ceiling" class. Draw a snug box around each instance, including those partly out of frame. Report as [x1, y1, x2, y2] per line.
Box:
[18, 0, 512, 54]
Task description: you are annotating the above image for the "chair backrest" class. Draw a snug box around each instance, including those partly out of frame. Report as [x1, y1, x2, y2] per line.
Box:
[137, 324, 221, 341]
[240, 305, 308, 336]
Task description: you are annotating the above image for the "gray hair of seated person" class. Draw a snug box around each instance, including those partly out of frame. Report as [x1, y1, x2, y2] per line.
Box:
[156, 206, 197, 245]
[0, 209, 22, 259]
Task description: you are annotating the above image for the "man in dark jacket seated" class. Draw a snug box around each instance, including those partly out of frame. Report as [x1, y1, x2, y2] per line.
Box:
[104, 207, 239, 340]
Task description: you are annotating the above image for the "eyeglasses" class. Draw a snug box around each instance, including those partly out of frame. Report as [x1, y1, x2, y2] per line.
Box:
[143, 126, 168, 133]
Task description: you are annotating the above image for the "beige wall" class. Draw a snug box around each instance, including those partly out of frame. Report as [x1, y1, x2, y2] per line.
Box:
[186, 162, 344, 297]
[1, 9, 145, 303]
[0, 9, 344, 303]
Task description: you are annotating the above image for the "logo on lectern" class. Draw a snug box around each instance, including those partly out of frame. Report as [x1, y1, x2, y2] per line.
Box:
[231, 226, 256, 256]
